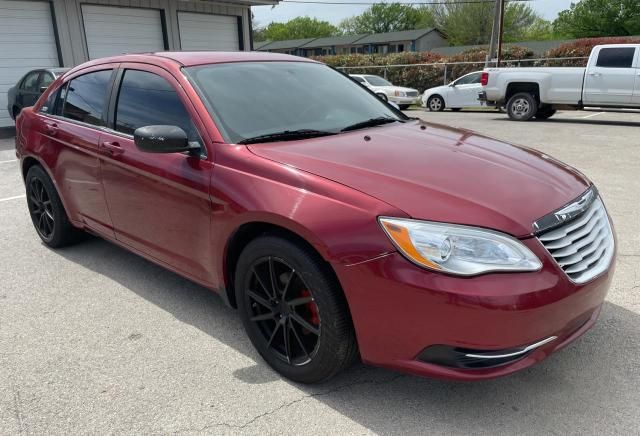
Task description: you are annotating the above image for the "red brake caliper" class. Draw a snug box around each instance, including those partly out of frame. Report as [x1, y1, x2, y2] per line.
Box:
[300, 290, 319, 329]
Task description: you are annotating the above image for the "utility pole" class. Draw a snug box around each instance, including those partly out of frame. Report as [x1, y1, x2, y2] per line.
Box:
[486, 0, 505, 68]
[497, 0, 506, 67]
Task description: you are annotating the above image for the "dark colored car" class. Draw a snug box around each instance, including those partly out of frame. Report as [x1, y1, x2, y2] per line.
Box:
[15, 52, 615, 384]
[7, 68, 69, 120]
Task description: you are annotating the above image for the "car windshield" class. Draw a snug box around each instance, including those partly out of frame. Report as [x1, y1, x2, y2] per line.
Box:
[364, 75, 392, 86]
[185, 62, 404, 144]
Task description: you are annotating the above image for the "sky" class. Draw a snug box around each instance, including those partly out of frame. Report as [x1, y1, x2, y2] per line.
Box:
[252, 0, 576, 29]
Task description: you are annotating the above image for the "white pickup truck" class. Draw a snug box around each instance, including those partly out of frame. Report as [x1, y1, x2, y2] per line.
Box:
[481, 44, 640, 121]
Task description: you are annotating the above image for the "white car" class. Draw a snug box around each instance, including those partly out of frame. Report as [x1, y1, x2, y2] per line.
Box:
[350, 74, 419, 109]
[421, 71, 486, 112]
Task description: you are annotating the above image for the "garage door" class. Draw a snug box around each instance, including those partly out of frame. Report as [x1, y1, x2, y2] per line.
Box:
[82, 5, 165, 60]
[178, 12, 240, 51]
[0, 0, 59, 127]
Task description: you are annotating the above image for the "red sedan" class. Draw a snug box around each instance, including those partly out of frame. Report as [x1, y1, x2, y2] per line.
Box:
[15, 52, 615, 383]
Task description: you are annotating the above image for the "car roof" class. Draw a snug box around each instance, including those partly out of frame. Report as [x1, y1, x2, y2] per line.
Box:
[72, 51, 318, 72]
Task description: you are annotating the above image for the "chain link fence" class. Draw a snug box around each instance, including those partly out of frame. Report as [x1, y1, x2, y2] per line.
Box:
[335, 56, 590, 90]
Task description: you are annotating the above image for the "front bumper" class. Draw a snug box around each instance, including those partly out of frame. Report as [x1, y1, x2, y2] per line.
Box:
[389, 96, 419, 105]
[478, 91, 497, 107]
[333, 237, 614, 381]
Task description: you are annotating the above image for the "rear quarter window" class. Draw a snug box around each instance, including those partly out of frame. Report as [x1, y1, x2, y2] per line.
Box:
[596, 47, 636, 68]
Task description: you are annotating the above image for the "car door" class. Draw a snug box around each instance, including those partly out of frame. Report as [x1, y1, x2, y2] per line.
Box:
[16, 71, 42, 111]
[40, 66, 117, 236]
[583, 46, 637, 105]
[448, 73, 483, 108]
[98, 64, 215, 283]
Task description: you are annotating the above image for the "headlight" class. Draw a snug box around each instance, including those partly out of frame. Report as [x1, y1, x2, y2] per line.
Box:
[379, 217, 542, 276]
[395, 90, 406, 97]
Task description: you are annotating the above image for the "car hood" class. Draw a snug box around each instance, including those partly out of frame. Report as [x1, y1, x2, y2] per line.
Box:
[424, 85, 448, 95]
[247, 120, 590, 237]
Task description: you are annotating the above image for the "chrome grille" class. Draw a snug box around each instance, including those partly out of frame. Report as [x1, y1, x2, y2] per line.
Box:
[537, 197, 614, 283]
[406, 91, 419, 97]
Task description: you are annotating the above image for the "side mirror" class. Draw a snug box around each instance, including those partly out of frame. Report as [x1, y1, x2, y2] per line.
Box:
[449, 82, 456, 87]
[134, 125, 200, 155]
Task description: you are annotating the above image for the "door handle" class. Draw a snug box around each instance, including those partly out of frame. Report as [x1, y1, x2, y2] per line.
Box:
[100, 141, 124, 156]
[588, 72, 601, 76]
[44, 122, 58, 136]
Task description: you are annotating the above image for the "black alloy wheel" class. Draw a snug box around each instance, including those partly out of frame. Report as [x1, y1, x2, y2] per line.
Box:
[236, 236, 358, 383]
[245, 256, 321, 366]
[27, 177, 55, 240]
[26, 165, 79, 247]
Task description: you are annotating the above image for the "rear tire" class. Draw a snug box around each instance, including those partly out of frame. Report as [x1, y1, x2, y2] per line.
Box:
[235, 235, 358, 383]
[451, 108, 462, 112]
[26, 165, 80, 248]
[507, 92, 538, 121]
[535, 108, 556, 120]
[427, 95, 445, 112]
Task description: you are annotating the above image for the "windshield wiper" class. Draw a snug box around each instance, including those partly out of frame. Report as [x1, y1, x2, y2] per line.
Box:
[238, 129, 336, 145]
[340, 117, 403, 132]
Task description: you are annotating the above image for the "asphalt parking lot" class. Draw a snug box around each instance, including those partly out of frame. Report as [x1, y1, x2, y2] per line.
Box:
[1, 110, 639, 435]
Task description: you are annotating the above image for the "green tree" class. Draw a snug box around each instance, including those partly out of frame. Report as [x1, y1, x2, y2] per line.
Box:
[339, 3, 435, 35]
[553, 0, 640, 38]
[521, 17, 557, 41]
[430, 1, 539, 45]
[262, 17, 340, 41]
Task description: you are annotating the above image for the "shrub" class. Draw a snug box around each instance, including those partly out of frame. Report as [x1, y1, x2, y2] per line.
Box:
[312, 46, 534, 91]
[545, 36, 640, 66]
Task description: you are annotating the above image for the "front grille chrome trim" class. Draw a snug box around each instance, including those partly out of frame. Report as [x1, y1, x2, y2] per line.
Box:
[537, 193, 614, 284]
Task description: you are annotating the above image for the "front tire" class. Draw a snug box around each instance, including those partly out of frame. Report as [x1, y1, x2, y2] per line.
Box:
[26, 165, 79, 248]
[427, 95, 445, 112]
[235, 236, 358, 383]
[507, 92, 538, 121]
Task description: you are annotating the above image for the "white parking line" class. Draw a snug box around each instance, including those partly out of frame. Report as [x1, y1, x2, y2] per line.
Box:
[0, 195, 25, 203]
[582, 112, 605, 119]
[0, 159, 18, 164]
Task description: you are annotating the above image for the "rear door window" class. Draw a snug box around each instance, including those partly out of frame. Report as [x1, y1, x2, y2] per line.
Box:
[596, 48, 636, 68]
[455, 73, 481, 85]
[62, 70, 113, 126]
